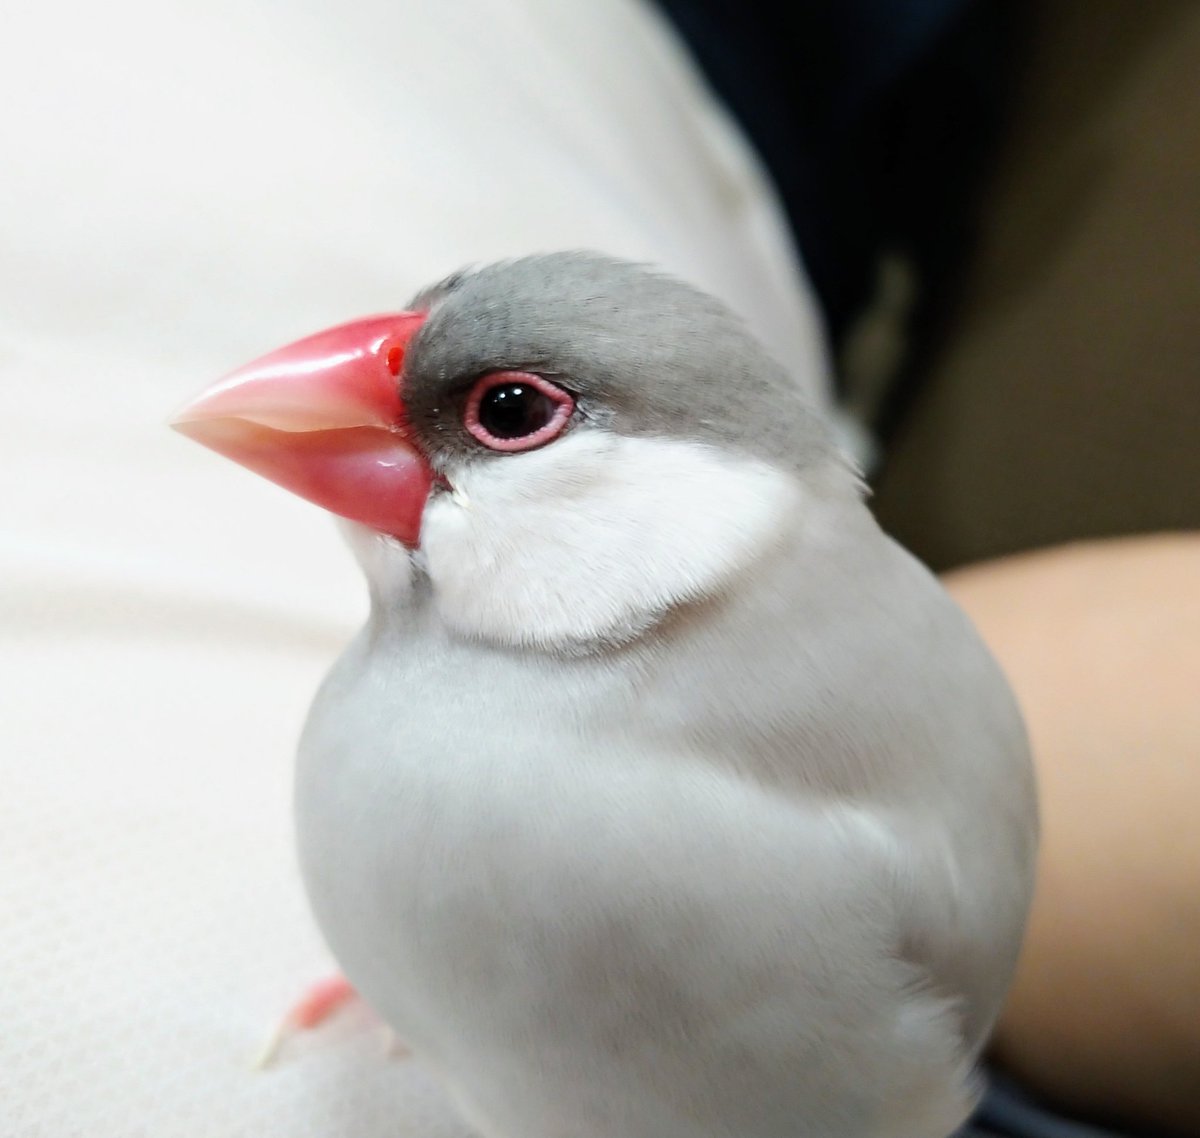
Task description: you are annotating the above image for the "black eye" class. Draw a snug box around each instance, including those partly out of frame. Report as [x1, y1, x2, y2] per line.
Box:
[478, 382, 555, 439]
[464, 371, 575, 452]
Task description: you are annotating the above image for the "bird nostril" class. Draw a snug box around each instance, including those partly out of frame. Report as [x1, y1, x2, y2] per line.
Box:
[387, 345, 405, 377]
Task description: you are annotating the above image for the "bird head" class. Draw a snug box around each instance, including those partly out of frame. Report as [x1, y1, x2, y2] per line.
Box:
[174, 253, 853, 648]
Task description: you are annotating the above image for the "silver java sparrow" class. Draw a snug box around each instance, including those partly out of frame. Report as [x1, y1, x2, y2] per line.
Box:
[174, 252, 1037, 1138]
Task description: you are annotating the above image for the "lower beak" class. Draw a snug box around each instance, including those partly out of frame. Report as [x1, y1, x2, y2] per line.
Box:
[171, 313, 433, 545]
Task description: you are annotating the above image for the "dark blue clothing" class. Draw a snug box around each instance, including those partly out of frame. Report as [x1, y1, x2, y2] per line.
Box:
[652, 0, 1017, 407]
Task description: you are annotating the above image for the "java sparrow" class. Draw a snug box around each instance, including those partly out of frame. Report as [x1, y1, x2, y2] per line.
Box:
[174, 252, 1037, 1138]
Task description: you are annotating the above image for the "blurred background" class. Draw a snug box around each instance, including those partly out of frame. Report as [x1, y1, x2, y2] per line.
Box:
[0, 1, 1195, 1136]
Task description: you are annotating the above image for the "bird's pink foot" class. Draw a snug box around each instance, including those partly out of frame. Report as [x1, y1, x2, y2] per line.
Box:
[285, 973, 359, 1030]
[253, 974, 408, 1068]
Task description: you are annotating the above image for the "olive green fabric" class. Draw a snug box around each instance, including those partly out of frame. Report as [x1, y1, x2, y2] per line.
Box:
[872, 1, 1200, 571]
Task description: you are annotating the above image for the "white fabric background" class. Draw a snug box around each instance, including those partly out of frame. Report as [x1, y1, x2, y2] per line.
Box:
[0, 2, 833, 1134]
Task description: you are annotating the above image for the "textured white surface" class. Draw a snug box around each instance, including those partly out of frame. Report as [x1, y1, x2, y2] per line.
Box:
[0, 1, 831, 1134]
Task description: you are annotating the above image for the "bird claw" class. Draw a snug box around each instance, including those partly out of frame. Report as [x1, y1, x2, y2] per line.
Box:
[251, 974, 361, 1070]
[379, 1025, 411, 1059]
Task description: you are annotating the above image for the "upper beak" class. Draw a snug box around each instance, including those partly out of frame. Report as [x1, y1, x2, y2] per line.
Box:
[171, 312, 433, 545]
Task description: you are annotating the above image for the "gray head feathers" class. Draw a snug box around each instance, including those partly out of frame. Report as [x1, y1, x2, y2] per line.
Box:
[402, 251, 844, 479]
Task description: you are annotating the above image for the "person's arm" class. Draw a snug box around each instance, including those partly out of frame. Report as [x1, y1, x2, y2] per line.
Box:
[945, 533, 1200, 1136]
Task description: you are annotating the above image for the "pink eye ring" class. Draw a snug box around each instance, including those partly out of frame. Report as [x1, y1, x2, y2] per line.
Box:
[463, 371, 575, 452]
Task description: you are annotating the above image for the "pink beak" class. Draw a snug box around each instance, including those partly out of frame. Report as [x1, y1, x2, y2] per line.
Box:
[172, 313, 433, 545]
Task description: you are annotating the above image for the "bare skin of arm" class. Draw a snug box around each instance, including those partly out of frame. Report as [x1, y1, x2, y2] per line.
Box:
[943, 533, 1200, 1136]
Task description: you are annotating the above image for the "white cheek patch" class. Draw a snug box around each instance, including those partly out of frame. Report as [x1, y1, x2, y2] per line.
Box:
[419, 430, 800, 649]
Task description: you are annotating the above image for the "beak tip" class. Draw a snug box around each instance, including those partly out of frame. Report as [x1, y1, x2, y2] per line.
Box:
[169, 411, 223, 452]
[169, 385, 231, 432]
